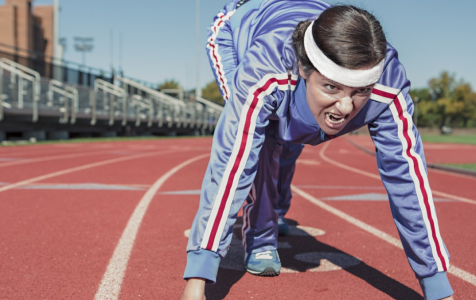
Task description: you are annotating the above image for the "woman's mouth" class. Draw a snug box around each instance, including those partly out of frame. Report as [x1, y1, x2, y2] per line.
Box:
[325, 112, 346, 125]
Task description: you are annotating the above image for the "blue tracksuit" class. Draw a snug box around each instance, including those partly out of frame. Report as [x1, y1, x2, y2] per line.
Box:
[184, 1, 453, 299]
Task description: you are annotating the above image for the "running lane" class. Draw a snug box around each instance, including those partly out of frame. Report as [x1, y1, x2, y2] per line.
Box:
[1, 137, 475, 299]
[0, 139, 211, 299]
[300, 138, 476, 298]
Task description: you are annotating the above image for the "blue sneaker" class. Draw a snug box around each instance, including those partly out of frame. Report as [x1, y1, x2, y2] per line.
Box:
[245, 250, 281, 276]
[278, 217, 289, 236]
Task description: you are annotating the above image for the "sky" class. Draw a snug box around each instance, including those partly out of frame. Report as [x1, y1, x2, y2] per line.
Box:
[5, 0, 475, 90]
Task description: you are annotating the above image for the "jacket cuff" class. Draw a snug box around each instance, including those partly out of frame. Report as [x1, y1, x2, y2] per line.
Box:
[418, 271, 453, 300]
[183, 249, 221, 284]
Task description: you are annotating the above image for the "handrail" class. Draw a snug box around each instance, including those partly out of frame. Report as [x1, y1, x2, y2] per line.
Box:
[115, 76, 188, 127]
[131, 94, 154, 127]
[94, 78, 125, 97]
[0, 59, 221, 134]
[92, 79, 126, 125]
[115, 76, 186, 108]
[0, 42, 158, 88]
[161, 88, 184, 101]
[48, 79, 78, 124]
[196, 96, 224, 111]
[0, 58, 41, 121]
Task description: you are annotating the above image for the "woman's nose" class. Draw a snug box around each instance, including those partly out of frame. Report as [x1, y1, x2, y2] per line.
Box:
[335, 97, 353, 115]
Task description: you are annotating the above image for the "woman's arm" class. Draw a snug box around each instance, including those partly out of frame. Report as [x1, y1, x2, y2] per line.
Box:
[181, 278, 206, 300]
[369, 87, 453, 300]
[183, 29, 294, 288]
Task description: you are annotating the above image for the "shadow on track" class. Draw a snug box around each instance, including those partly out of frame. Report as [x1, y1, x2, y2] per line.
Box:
[205, 218, 423, 300]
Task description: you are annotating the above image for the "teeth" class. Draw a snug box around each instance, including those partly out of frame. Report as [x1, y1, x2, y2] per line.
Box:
[326, 113, 346, 125]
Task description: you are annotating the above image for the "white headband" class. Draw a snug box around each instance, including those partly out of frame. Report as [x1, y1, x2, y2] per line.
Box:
[303, 21, 385, 87]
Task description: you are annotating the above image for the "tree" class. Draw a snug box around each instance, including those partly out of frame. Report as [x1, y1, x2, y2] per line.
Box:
[201, 80, 224, 106]
[428, 72, 457, 127]
[427, 71, 475, 127]
[158, 79, 181, 90]
[453, 83, 476, 127]
[410, 88, 440, 128]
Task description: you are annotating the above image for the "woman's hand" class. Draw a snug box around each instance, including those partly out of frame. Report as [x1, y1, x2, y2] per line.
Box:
[181, 278, 206, 300]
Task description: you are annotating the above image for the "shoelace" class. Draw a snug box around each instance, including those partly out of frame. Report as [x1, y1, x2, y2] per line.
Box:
[255, 251, 273, 260]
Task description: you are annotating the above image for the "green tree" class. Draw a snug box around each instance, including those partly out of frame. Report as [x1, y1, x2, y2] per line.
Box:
[427, 71, 475, 127]
[158, 79, 181, 90]
[201, 80, 224, 106]
[453, 83, 476, 127]
[410, 88, 440, 128]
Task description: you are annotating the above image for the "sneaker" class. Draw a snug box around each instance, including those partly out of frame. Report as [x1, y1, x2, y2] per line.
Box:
[278, 217, 289, 236]
[245, 250, 281, 276]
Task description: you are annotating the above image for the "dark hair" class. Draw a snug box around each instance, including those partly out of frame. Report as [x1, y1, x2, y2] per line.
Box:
[292, 5, 387, 77]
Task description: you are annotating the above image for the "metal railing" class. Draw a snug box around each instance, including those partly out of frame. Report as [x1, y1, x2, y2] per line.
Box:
[0, 58, 41, 122]
[0, 60, 224, 134]
[47, 79, 78, 124]
[115, 76, 187, 128]
[92, 79, 126, 125]
[130, 94, 154, 127]
[196, 96, 223, 130]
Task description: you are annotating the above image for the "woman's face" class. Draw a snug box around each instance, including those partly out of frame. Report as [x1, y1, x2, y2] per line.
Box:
[300, 69, 374, 136]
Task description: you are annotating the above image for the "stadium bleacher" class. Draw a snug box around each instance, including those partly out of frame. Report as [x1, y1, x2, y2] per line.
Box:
[0, 57, 222, 142]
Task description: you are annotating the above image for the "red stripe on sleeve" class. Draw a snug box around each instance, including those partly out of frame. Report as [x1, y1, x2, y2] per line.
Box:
[205, 78, 278, 250]
[393, 98, 447, 270]
[372, 88, 397, 99]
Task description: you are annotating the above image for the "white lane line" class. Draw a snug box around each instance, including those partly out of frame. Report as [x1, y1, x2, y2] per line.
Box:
[345, 136, 476, 181]
[0, 145, 187, 168]
[432, 190, 476, 205]
[0, 182, 148, 191]
[303, 142, 476, 286]
[0, 149, 187, 194]
[297, 185, 385, 190]
[94, 153, 209, 300]
[319, 142, 476, 205]
[448, 266, 476, 287]
[0, 146, 93, 157]
[0, 149, 121, 168]
[428, 166, 476, 180]
[291, 185, 476, 287]
[292, 185, 402, 248]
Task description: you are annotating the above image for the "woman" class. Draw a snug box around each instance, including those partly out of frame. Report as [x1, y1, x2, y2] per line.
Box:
[182, 1, 454, 299]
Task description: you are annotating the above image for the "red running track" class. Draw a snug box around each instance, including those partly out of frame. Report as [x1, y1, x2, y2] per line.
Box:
[0, 136, 475, 299]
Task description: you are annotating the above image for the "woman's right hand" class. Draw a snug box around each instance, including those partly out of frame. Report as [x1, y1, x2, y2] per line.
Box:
[181, 278, 206, 300]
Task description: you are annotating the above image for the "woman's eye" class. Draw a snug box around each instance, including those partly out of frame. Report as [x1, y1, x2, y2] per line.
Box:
[324, 84, 337, 91]
[357, 88, 371, 94]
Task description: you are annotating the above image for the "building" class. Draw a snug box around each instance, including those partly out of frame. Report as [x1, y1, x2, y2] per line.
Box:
[0, 0, 54, 73]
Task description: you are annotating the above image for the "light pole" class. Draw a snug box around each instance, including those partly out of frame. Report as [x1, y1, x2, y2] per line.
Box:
[53, 0, 63, 81]
[53, 0, 60, 60]
[74, 37, 94, 66]
[195, 0, 201, 99]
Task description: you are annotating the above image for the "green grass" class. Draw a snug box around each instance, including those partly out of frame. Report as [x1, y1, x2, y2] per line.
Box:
[441, 163, 476, 172]
[421, 135, 476, 145]
[0, 135, 211, 147]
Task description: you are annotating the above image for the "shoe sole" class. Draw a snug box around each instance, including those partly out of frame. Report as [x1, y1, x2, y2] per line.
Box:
[246, 267, 280, 277]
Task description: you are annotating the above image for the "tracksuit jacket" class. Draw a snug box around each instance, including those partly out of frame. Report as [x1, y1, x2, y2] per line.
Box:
[184, 1, 453, 299]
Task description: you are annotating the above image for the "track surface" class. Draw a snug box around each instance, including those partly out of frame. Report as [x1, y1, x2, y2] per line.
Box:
[0, 136, 475, 299]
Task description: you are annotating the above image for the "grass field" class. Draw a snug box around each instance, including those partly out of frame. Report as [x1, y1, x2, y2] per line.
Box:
[421, 134, 476, 145]
[442, 163, 476, 171]
[2, 133, 476, 148]
[0, 135, 209, 147]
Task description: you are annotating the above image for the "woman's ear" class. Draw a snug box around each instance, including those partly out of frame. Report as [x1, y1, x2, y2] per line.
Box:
[298, 63, 308, 79]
